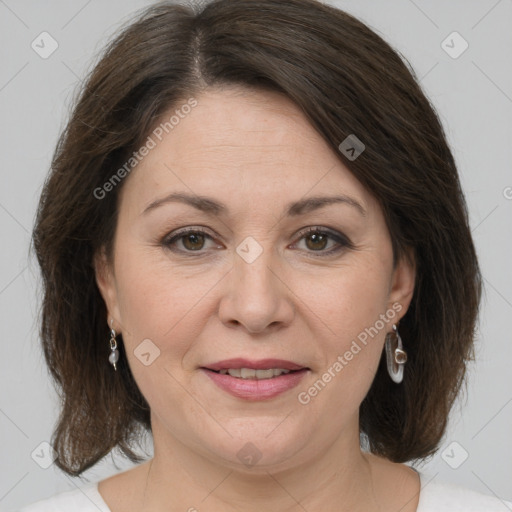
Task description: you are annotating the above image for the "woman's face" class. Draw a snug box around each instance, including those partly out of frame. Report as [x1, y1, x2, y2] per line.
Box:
[95, 86, 415, 472]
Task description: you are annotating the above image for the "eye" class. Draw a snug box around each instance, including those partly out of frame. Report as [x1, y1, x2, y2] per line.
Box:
[292, 226, 353, 256]
[162, 227, 219, 253]
[162, 225, 353, 256]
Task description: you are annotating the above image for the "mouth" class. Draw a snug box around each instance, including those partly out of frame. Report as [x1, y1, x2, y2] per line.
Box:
[205, 367, 303, 380]
[200, 358, 310, 400]
[201, 358, 309, 379]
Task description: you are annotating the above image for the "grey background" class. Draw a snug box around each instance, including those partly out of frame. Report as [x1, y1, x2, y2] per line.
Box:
[1, 0, 511, 510]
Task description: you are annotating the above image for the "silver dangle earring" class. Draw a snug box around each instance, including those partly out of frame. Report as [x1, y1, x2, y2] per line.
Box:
[385, 324, 407, 384]
[109, 319, 119, 371]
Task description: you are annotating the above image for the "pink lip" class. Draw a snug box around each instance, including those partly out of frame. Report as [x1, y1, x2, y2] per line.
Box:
[201, 367, 309, 401]
[203, 358, 307, 372]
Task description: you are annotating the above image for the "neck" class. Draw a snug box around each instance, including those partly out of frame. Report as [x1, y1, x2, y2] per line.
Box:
[140, 419, 381, 512]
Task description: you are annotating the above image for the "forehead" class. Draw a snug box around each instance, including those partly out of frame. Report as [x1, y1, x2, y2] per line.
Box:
[118, 86, 374, 218]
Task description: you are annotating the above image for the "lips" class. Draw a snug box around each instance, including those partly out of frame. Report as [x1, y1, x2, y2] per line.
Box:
[200, 358, 310, 400]
[201, 366, 309, 400]
[202, 358, 307, 372]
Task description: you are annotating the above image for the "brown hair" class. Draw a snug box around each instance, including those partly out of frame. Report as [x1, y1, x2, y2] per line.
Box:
[31, 0, 481, 475]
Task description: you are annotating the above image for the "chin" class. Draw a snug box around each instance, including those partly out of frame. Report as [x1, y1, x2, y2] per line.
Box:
[195, 421, 314, 473]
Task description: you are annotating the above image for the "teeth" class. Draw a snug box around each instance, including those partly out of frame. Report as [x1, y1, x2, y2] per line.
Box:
[217, 368, 292, 379]
[240, 368, 256, 378]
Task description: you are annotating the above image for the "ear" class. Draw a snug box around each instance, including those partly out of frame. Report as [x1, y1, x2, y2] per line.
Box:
[387, 247, 416, 319]
[93, 246, 122, 331]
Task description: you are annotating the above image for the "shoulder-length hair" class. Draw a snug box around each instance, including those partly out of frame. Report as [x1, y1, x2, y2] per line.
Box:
[31, 0, 481, 475]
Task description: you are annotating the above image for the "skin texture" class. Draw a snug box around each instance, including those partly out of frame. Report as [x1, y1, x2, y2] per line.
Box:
[94, 86, 419, 511]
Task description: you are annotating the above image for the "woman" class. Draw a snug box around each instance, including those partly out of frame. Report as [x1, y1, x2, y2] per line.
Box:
[18, 0, 511, 510]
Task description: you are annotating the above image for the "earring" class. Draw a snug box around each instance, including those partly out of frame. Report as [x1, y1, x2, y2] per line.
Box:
[385, 324, 407, 384]
[109, 319, 119, 371]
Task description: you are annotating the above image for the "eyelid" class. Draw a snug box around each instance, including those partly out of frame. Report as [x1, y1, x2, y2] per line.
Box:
[162, 225, 354, 255]
[164, 225, 212, 240]
[162, 226, 219, 249]
[292, 226, 354, 252]
[294, 225, 351, 242]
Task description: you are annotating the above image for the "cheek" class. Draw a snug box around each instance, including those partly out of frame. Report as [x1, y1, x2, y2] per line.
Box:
[112, 252, 208, 411]
[301, 257, 392, 397]
[113, 245, 221, 362]
[304, 258, 392, 342]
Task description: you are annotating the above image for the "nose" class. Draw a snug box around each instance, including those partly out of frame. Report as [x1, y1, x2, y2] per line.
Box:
[218, 242, 295, 335]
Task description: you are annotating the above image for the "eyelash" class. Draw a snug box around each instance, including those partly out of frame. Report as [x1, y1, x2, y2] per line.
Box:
[162, 226, 354, 257]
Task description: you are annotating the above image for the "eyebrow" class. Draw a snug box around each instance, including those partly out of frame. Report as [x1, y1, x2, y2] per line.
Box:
[141, 192, 366, 217]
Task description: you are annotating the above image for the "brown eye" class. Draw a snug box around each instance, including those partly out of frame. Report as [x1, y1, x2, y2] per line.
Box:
[304, 232, 329, 251]
[181, 232, 206, 251]
[294, 227, 353, 256]
[163, 228, 217, 254]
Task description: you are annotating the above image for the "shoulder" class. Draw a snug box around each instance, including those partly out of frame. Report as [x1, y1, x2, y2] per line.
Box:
[417, 472, 512, 511]
[15, 483, 110, 512]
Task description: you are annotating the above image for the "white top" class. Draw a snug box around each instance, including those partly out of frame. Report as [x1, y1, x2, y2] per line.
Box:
[14, 471, 512, 511]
